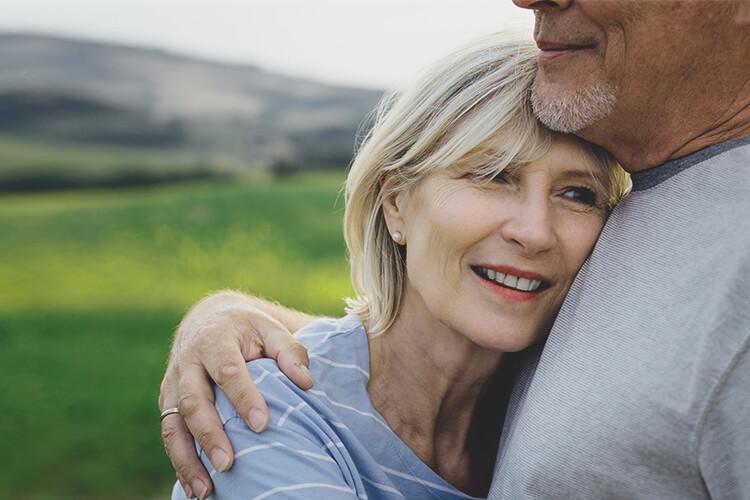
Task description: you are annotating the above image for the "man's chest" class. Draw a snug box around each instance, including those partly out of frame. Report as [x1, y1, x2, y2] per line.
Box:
[491, 343, 707, 499]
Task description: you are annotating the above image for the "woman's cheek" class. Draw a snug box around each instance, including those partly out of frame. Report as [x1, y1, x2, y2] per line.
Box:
[573, 214, 607, 259]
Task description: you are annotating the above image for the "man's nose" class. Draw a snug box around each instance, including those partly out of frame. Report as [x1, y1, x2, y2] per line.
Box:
[500, 198, 556, 256]
[512, 0, 572, 12]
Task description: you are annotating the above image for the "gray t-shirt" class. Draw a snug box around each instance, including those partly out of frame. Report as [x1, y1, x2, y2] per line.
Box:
[489, 137, 750, 499]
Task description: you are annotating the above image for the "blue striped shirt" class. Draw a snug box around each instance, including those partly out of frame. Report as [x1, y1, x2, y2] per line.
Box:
[172, 314, 482, 499]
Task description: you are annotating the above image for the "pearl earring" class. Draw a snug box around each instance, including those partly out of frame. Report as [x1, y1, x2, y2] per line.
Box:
[392, 231, 405, 245]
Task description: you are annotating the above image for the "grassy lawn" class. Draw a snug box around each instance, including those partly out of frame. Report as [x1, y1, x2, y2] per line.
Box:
[0, 175, 352, 498]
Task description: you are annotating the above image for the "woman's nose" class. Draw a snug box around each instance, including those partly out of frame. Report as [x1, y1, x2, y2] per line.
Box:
[500, 198, 556, 255]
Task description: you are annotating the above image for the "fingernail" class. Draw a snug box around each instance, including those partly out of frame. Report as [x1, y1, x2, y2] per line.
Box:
[248, 408, 267, 432]
[182, 483, 193, 499]
[191, 478, 208, 500]
[295, 363, 313, 385]
[210, 448, 231, 472]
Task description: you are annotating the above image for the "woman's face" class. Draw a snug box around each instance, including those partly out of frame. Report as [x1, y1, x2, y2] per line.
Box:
[385, 135, 609, 352]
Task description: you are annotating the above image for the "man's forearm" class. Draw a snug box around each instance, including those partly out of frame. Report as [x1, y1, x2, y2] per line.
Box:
[177, 290, 317, 340]
[243, 294, 318, 334]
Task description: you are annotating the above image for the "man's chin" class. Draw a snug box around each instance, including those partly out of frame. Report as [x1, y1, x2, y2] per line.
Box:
[530, 82, 617, 134]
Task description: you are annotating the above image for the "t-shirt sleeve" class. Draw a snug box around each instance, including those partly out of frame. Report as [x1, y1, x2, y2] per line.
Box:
[697, 345, 750, 500]
[172, 360, 360, 500]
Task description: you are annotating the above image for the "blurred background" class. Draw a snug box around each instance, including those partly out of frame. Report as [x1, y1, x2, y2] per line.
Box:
[0, 1, 532, 497]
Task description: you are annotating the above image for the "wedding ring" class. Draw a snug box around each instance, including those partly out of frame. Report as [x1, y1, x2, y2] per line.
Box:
[160, 407, 180, 421]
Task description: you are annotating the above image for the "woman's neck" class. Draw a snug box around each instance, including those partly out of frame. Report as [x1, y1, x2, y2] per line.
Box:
[366, 288, 509, 494]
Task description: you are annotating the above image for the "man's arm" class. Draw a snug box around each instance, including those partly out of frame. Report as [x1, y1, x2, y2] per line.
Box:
[159, 290, 318, 499]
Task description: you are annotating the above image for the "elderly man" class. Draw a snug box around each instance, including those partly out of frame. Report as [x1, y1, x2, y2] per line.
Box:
[160, 1, 750, 498]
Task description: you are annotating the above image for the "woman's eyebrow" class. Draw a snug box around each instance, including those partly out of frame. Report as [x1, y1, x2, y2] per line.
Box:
[559, 169, 604, 182]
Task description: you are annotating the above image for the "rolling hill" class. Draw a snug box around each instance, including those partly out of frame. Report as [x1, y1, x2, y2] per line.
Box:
[0, 33, 384, 189]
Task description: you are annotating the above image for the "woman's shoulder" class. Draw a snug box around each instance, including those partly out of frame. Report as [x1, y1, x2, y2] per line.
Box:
[198, 363, 366, 499]
[213, 313, 370, 427]
[195, 315, 374, 499]
[294, 313, 366, 351]
[299, 314, 372, 392]
[295, 313, 372, 384]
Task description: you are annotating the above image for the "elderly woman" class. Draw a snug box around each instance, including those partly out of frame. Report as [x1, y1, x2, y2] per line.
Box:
[169, 33, 629, 499]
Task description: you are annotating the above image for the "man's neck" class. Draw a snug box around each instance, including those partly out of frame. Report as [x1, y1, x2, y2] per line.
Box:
[580, 81, 750, 173]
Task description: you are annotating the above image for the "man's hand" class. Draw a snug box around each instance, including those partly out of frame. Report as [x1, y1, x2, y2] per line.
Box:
[158, 290, 315, 499]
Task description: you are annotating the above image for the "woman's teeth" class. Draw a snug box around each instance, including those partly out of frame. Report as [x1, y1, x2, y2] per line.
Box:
[479, 267, 542, 292]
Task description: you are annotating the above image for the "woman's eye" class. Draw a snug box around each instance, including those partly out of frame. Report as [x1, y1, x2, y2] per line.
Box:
[562, 186, 598, 206]
[491, 170, 513, 184]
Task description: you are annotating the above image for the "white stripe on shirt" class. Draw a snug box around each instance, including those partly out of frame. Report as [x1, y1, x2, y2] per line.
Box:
[250, 482, 357, 500]
[310, 354, 370, 378]
[310, 390, 389, 430]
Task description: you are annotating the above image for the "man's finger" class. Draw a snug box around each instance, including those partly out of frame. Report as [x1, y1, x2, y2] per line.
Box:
[256, 318, 313, 390]
[206, 349, 270, 433]
[177, 364, 235, 474]
[161, 411, 212, 500]
[277, 341, 313, 390]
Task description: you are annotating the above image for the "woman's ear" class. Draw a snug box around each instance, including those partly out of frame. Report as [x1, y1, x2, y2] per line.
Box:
[381, 178, 408, 237]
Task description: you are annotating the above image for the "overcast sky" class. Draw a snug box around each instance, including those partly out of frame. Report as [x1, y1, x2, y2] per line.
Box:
[0, 0, 534, 90]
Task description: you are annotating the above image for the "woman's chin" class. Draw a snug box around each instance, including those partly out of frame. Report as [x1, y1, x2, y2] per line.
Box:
[465, 324, 544, 353]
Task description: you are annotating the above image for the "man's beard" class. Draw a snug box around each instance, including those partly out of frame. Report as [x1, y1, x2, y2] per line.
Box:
[530, 79, 617, 133]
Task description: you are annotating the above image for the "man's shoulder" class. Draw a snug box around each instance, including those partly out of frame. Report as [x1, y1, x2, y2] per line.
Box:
[628, 136, 750, 201]
[614, 138, 750, 248]
[669, 138, 750, 204]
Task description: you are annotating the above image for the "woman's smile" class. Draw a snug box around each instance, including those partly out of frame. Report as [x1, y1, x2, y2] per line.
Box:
[471, 264, 551, 302]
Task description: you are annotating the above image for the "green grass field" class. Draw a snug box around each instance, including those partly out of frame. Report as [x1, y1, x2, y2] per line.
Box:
[0, 174, 353, 498]
[0, 133, 263, 191]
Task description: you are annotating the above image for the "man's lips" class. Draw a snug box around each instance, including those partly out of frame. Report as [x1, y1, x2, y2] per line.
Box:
[536, 40, 595, 62]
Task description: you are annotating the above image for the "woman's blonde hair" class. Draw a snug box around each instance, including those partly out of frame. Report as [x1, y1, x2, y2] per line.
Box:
[343, 32, 629, 336]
